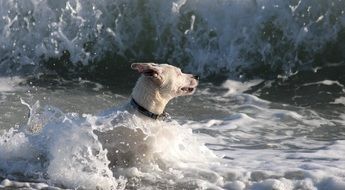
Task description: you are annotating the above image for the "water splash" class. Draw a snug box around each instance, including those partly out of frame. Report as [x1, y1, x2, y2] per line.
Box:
[0, 100, 219, 189]
[1, 0, 345, 77]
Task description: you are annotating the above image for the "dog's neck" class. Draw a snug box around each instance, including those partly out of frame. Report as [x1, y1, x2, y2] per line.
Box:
[131, 77, 170, 115]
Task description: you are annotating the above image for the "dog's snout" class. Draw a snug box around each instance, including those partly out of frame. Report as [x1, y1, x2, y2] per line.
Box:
[192, 75, 199, 80]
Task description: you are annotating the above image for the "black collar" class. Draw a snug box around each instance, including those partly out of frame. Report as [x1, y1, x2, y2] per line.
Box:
[130, 98, 169, 120]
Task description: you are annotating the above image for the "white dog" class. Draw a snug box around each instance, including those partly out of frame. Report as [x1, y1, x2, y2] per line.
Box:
[130, 62, 199, 120]
[96, 63, 199, 168]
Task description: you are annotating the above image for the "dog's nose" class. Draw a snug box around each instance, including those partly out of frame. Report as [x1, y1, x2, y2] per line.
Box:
[192, 75, 199, 80]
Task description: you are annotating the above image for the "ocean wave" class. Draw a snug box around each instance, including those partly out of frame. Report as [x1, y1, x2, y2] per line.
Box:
[1, 0, 345, 78]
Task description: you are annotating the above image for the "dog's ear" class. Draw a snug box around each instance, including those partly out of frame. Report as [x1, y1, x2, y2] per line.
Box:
[131, 63, 164, 85]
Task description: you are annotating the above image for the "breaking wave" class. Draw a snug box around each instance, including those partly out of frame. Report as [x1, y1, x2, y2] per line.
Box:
[1, 0, 345, 78]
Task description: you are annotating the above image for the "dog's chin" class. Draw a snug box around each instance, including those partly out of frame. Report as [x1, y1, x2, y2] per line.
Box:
[180, 86, 197, 96]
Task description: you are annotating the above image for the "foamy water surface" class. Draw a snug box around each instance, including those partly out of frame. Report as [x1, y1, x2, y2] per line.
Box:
[0, 77, 345, 190]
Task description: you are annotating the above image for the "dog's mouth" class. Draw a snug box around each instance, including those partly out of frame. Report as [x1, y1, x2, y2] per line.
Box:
[181, 86, 196, 94]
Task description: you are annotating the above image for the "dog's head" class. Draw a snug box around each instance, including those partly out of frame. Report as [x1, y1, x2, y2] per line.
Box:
[131, 63, 199, 99]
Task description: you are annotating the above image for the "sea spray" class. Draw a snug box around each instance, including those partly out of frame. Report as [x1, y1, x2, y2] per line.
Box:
[1, 0, 345, 77]
[0, 103, 124, 189]
[0, 100, 220, 189]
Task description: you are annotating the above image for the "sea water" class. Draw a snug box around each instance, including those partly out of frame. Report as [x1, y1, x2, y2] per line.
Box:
[1, 0, 345, 189]
[1, 77, 344, 189]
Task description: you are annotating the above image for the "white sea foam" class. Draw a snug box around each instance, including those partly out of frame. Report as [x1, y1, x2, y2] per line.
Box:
[332, 96, 345, 105]
[0, 179, 51, 189]
[0, 105, 122, 189]
[221, 80, 263, 96]
[0, 101, 221, 189]
[185, 117, 345, 190]
[181, 81, 345, 190]
[0, 0, 344, 75]
[0, 77, 24, 92]
[302, 80, 345, 88]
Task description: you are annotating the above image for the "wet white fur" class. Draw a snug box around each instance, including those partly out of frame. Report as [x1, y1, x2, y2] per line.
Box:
[131, 63, 198, 115]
